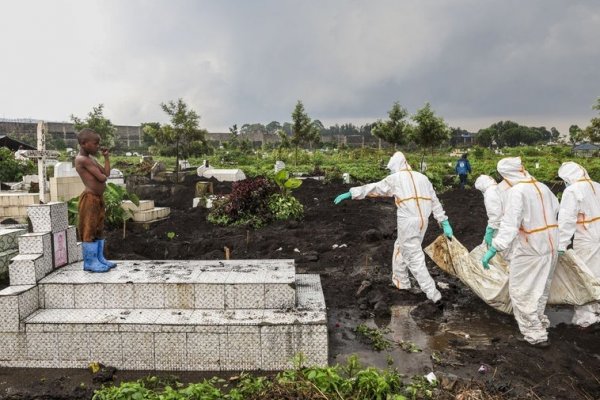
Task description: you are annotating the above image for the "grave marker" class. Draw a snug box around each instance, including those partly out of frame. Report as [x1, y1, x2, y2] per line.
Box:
[21, 122, 60, 203]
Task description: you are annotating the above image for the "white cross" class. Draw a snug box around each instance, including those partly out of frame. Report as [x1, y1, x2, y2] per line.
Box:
[22, 122, 59, 203]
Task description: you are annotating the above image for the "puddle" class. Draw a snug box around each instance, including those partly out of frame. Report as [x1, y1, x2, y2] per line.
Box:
[330, 303, 574, 374]
[546, 305, 574, 327]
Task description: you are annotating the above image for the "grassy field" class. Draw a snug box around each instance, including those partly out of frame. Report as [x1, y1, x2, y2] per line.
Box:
[109, 145, 600, 192]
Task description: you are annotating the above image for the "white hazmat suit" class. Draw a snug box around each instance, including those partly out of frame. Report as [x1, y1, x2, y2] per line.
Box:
[497, 179, 512, 209]
[558, 162, 600, 327]
[474, 175, 503, 230]
[492, 157, 559, 344]
[348, 152, 448, 302]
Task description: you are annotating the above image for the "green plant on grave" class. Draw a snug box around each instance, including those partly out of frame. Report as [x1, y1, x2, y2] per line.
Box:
[207, 177, 276, 228]
[268, 193, 304, 221]
[103, 183, 140, 238]
[95, 353, 511, 399]
[67, 196, 80, 226]
[268, 170, 304, 221]
[272, 169, 302, 197]
[323, 165, 343, 183]
[166, 231, 176, 240]
[355, 324, 394, 351]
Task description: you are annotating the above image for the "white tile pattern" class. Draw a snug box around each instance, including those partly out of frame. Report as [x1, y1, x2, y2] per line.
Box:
[27, 203, 68, 233]
[1, 257, 328, 371]
[17, 232, 52, 255]
[186, 332, 221, 370]
[194, 284, 224, 309]
[0, 228, 27, 253]
[9, 253, 52, 285]
[66, 226, 82, 264]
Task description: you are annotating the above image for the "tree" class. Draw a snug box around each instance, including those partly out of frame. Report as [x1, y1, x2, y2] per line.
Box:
[140, 122, 159, 148]
[308, 121, 321, 149]
[569, 124, 584, 144]
[282, 122, 293, 136]
[71, 104, 116, 148]
[476, 127, 494, 147]
[266, 121, 282, 134]
[290, 100, 320, 163]
[371, 102, 410, 149]
[410, 102, 450, 156]
[312, 119, 325, 133]
[144, 99, 208, 173]
[0, 147, 35, 182]
[276, 129, 291, 159]
[240, 123, 267, 137]
[584, 97, 600, 143]
[224, 124, 240, 149]
[550, 127, 560, 142]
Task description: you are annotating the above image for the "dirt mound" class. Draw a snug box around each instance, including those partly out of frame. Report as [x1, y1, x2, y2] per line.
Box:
[2, 178, 594, 399]
[106, 179, 599, 398]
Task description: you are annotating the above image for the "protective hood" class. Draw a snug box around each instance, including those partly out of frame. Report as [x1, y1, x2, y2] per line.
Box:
[387, 152, 411, 172]
[558, 161, 588, 186]
[474, 175, 497, 193]
[497, 157, 531, 183]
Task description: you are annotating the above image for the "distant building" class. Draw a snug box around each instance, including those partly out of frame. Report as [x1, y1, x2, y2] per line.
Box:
[450, 130, 475, 147]
[0, 121, 143, 149]
[572, 142, 600, 157]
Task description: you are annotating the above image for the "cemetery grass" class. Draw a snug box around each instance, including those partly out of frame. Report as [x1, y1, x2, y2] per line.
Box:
[1, 178, 599, 399]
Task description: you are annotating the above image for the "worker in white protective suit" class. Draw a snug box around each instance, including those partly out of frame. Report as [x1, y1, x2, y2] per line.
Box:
[497, 179, 512, 204]
[557, 161, 600, 328]
[474, 175, 503, 247]
[334, 152, 453, 303]
[482, 157, 559, 347]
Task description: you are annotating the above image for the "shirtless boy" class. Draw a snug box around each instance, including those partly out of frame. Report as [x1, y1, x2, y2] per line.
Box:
[75, 128, 116, 273]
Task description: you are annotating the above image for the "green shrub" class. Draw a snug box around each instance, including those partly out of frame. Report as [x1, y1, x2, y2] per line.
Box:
[92, 355, 442, 400]
[268, 193, 304, 220]
[0, 147, 36, 182]
[207, 177, 275, 228]
[207, 196, 234, 226]
[323, 166, 343, 183]
[103, 183, 140, 238]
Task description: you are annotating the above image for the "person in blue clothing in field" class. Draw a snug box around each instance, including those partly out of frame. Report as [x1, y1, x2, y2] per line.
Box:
[455, 153, 472, 189]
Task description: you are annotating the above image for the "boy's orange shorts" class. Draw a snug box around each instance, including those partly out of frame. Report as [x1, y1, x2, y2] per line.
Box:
[78, 191, 105, 242]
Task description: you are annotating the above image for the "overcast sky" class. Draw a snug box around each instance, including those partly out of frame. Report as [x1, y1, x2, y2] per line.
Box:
[1, 0, 599, 134]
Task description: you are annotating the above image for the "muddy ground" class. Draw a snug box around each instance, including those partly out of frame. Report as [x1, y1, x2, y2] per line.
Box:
[1, 176, 599, 399]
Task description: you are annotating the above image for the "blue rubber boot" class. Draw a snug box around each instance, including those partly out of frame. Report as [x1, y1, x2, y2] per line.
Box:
[96, 239, 117, 269]
[82, 242, 110, 273]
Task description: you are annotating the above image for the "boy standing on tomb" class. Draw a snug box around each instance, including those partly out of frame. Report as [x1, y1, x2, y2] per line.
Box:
[75, 128, 116, 273]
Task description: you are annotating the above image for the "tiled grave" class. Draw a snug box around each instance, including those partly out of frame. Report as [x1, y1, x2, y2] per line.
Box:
[38, 260, 296, 310]
[0, 273, 326, 370]
[122, 200, 171, 223]
[0, 227, 27, 280]
[0, 201, 328, 371]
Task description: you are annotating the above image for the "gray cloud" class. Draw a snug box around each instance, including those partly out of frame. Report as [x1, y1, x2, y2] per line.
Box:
[1, 0, 599, 134]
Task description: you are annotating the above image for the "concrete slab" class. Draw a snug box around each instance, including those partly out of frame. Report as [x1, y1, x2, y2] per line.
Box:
[15, 274, 326, 371]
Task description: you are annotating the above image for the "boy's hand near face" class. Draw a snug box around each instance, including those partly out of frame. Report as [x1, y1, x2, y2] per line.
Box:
[101, 147, 111, 158]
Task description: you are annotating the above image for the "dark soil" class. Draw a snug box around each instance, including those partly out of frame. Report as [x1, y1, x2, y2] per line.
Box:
[1, 177, 599, 399]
